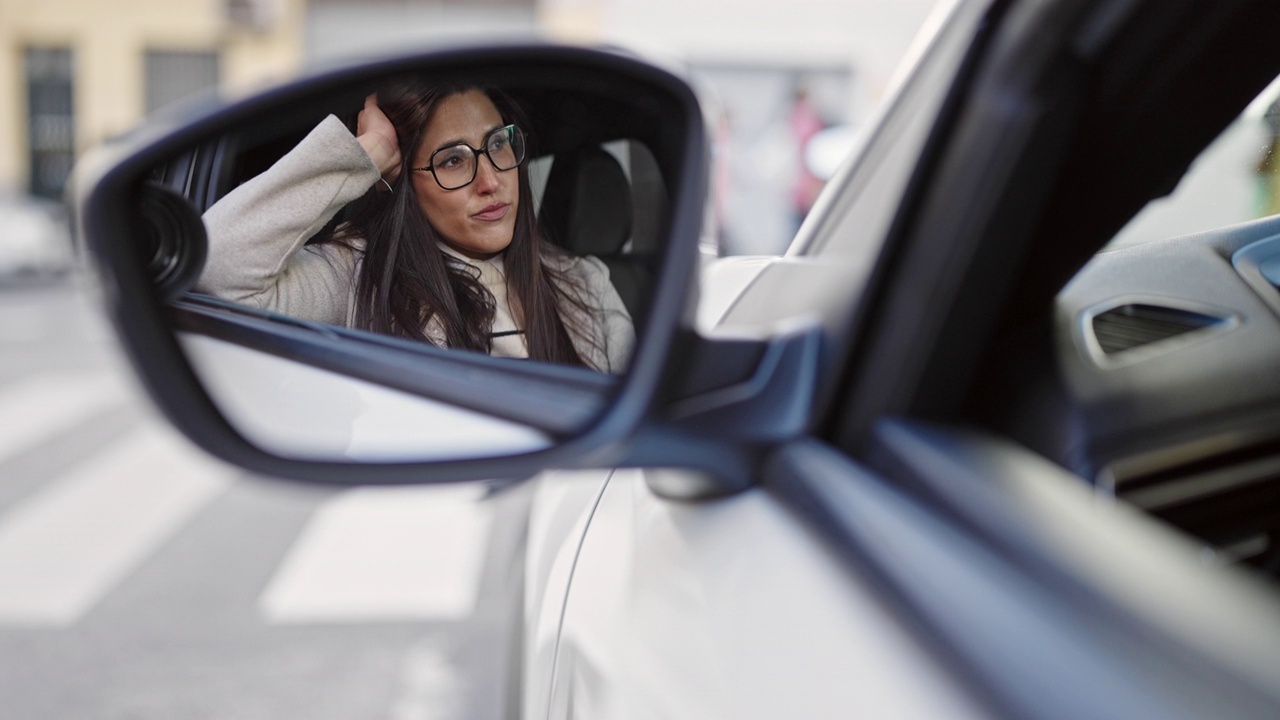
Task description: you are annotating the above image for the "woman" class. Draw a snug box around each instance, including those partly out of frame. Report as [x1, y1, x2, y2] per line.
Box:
[197, 80, 634, 372]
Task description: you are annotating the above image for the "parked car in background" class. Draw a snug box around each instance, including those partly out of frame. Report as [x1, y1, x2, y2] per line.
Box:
[74, 0, 1280, 718]
[0, 192, 70, 280]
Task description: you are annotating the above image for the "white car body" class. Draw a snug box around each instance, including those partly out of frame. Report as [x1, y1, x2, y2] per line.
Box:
[523, 467, 987, 719]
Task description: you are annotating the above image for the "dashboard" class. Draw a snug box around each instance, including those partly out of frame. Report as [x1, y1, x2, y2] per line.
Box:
[1055, 214, 1280, 572]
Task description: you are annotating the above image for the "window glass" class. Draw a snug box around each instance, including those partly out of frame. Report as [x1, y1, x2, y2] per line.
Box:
[716, 0, 978, 338]
[1109, 75, 1280, 250]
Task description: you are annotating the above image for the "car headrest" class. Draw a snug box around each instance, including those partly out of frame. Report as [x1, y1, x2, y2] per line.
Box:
[539, 147, 634, 257]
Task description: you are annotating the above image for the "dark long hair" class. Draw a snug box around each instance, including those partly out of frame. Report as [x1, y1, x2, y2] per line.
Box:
[327, 78, 595, 367]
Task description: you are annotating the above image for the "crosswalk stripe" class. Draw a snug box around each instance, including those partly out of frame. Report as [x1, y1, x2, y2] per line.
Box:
[387, 640, 462, 720]
[0, 370, 131, 466]
[259, 484, 492, 624]
[0, 423, 231, 626]
[0, 304, 48, 344]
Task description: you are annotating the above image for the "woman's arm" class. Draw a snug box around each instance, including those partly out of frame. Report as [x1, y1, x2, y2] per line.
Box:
[196, 114, 381, 325]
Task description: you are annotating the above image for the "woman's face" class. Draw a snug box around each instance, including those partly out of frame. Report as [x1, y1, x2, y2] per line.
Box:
[412, 90, 519, 260]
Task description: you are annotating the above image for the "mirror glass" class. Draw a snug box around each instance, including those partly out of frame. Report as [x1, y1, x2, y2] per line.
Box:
[118, 56, 696, 463]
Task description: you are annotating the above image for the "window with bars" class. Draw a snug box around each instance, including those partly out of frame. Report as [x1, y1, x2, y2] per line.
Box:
[25, 47, 75, 201]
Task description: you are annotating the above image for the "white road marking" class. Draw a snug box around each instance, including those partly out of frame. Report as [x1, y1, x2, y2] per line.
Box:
[259, 485, 492, 623]
[0, 291, 113, 346]
[0, 305, 49, 343]
[0, 370, 131, 466]
[0, 423, 231, 626]
[387, 640, 463, 720]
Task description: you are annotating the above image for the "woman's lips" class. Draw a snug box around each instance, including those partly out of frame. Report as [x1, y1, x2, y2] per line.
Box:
[472, 203, 510, 221]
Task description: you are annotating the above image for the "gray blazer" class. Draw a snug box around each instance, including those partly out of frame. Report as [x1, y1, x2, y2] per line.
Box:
[197, 115, 634, 372]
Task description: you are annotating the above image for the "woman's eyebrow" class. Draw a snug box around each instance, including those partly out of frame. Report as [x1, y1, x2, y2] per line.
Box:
[432, 124, 506, 153]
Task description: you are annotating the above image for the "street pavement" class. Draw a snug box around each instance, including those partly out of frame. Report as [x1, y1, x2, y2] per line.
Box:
[0, 277, 525, 719]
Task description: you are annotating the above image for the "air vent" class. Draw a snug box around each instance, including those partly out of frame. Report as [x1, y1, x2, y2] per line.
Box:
[1108, 437, 1280, 573]
[1091, 303, 1223, 355]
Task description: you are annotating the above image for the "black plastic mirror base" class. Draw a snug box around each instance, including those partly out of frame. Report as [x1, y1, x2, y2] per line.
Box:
[628, 324, 823, 500]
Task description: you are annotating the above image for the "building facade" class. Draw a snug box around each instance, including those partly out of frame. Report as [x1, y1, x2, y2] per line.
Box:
[0, 0, 937, 255]
[0, 0, 305, 199]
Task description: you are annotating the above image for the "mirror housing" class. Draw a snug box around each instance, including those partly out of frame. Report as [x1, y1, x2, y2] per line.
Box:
[75, 44, 710, 485]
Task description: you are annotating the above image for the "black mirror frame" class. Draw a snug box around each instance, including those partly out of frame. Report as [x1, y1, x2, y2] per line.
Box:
[74, 43, 708, 485]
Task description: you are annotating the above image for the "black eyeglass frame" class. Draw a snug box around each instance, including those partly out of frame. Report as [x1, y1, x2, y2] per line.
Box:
[411, 124, 526, 190]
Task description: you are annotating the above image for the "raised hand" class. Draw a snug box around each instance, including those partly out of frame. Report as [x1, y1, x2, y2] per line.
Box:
[356, 93, 402, 185]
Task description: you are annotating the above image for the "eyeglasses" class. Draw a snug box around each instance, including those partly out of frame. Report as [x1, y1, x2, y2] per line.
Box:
[412, 125, 526, 190]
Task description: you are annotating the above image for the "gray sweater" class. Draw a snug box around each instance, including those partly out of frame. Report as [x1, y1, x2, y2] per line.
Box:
[197, 115, 634, 372]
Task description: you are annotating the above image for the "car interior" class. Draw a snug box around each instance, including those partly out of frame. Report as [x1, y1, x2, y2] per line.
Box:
[965, 64, 1280, 583]
[1048, 117, 1280, 578]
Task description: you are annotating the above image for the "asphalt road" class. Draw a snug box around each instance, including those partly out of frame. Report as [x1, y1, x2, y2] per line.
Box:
[0, 277, 526, 719]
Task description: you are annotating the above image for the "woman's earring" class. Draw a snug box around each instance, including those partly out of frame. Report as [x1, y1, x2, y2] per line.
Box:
[378, 177, 394, 193]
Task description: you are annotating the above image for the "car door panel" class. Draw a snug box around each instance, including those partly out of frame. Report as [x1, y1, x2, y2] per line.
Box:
[869, 420, 1280, 662]
[545, 467, 989, 720]
[860, 422, 1280, 719]
[521, 469, 616, 720]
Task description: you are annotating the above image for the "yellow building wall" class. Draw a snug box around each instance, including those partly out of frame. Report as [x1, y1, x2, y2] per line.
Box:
[538, 0, 604, 44]
[0, 0, 305, 195]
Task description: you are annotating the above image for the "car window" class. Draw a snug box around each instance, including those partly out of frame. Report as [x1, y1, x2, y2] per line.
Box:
[1053, 70, 1280, 581]
[715, 0, 982, 344]
[1109, 75, 1280, 250]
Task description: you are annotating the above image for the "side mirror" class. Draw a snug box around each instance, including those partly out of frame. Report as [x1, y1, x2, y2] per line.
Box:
[75, 45, 710, 484]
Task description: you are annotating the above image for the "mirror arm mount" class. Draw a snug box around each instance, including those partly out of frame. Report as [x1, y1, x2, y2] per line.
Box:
[621, 321, 822, 500]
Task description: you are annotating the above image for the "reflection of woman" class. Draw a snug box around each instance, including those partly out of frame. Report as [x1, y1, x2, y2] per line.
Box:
[197, 81, 634, 372]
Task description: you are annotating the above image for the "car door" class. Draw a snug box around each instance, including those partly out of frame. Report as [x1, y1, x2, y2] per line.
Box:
[551, 0, 1280, 718]
[538, 0, 1002, 717]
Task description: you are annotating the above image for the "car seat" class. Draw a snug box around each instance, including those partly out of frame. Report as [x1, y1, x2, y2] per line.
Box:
[538, 143, 666, 326]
